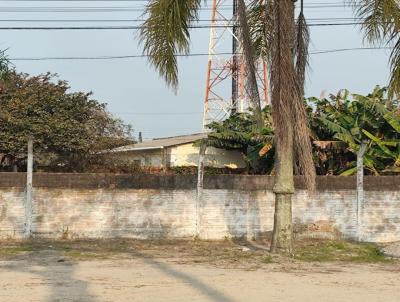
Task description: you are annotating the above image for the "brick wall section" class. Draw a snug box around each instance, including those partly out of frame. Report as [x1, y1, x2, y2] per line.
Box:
[31, 189, 197, 239]
[0, 188, 26, 238]
[0, 173, 399, 242]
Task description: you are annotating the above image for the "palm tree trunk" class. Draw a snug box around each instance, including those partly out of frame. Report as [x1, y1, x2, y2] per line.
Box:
[269, 0, 297, 254]
[271, 126, 294, 253]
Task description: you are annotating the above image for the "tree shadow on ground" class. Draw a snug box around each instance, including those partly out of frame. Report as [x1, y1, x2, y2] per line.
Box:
[130, 249, 236, 302]
[0, 250, 97, 302]
[0, 246, 236, 302]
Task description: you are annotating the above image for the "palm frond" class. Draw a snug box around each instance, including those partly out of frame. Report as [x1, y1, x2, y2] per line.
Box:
[139, 0, 201, 90]
[349, 0, 400, 98]
[247, 0, 274, 61]
[237, 0, 263, 128]
[388, 36, 400, 98]
[292, 0, 315, 190]
[294, 0, 310, 92]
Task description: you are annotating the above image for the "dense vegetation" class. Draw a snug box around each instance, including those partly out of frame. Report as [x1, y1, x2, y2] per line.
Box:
[0, 72, 134, 172]
[206, 87, 400, 176]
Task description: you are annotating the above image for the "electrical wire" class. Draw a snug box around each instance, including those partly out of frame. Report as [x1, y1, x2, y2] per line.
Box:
[0, 21, 380, 30]
[0, 17, 367, 23]
[8, 47, 392, 62]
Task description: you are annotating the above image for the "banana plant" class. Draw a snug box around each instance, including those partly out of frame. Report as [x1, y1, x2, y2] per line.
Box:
[312, 86, 400, 175]
[204, 107, 275, 174]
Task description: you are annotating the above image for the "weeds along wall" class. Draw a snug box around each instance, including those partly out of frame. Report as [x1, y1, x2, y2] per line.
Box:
[0, 173, 399, 242]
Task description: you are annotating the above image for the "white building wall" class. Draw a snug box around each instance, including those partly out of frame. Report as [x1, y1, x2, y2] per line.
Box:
[169, 143, 246, 168]
[111, 150, 163, 168]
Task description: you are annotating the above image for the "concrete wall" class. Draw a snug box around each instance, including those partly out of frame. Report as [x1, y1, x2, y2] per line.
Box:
[0, 173, 399, 242]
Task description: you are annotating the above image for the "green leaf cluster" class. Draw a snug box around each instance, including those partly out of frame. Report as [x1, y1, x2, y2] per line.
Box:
[205, 107, 275, 174]
[206, 86, 400, 176]
[0, 72, 134, 171]
[312, 86, 400, 175]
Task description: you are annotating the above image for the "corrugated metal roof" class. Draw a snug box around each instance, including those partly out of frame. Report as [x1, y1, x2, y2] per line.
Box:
[109, 133, 207, 152]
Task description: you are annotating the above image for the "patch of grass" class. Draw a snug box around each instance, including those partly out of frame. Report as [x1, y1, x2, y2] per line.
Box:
[294, 240, 391, 263]
[350, 243, 389, 263]
[0, 246, 35, 258]
[0, 238, 393, 265]
[328, 241, 346, 250]
[262, 255, 273, 264]
[0, 239, 132, 260]
[1, 246, 34, 253]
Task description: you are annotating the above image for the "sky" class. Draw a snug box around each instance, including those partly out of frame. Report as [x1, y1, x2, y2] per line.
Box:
[1, 0, 393, 139]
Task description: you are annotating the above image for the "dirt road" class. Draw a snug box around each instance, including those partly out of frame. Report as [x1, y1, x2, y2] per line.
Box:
[0, 249, 399, 302]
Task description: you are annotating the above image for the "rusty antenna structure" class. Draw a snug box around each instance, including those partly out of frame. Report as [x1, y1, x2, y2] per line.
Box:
[202, 0, 269, 129]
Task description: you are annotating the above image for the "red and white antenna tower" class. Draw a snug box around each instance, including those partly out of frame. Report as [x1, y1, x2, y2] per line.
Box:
[202, 0, 269, 129]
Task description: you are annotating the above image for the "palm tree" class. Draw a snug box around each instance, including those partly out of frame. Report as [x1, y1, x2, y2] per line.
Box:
[250, 0, 400, 252]
[139, 0, 400, 254]
[138, 0, 306, 254]
[350, 0, 400, 99]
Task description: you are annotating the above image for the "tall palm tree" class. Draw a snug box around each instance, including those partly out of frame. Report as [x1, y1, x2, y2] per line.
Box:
[139, 0, 400, 254]
[248, 0, 400, 253]
[139, 0, 310, 254]
[265, 0, 315, 254]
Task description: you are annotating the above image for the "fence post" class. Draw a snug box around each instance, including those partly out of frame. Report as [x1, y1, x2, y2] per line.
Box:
[356, 141, 367, 242]
[196, 142, 206, 237]
[25, 136, 33, 238]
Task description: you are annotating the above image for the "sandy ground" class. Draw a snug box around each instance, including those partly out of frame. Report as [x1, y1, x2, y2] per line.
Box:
[0, 249, 399, 302]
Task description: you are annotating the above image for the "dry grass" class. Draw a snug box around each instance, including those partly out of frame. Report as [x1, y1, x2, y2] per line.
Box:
[0, 238, 395, 267]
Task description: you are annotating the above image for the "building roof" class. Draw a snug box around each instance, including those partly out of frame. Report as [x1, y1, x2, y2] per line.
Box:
[109, 133, 207, 152]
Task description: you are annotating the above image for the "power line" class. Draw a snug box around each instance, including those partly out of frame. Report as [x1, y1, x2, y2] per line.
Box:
[0, 3, 361, 13]
[0, 2, 359, 7]
[0, 17, 367, 23]
[0, 6, 233, 13]
[311, 47, 393, 55]
[308, 22, 374, 27]
[0, 25, 233, 30]
[8, 47, 392, 62]
[0, 19, 210, 22]
[0, 22, 377, 30]
[9, 52, 233, 61]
